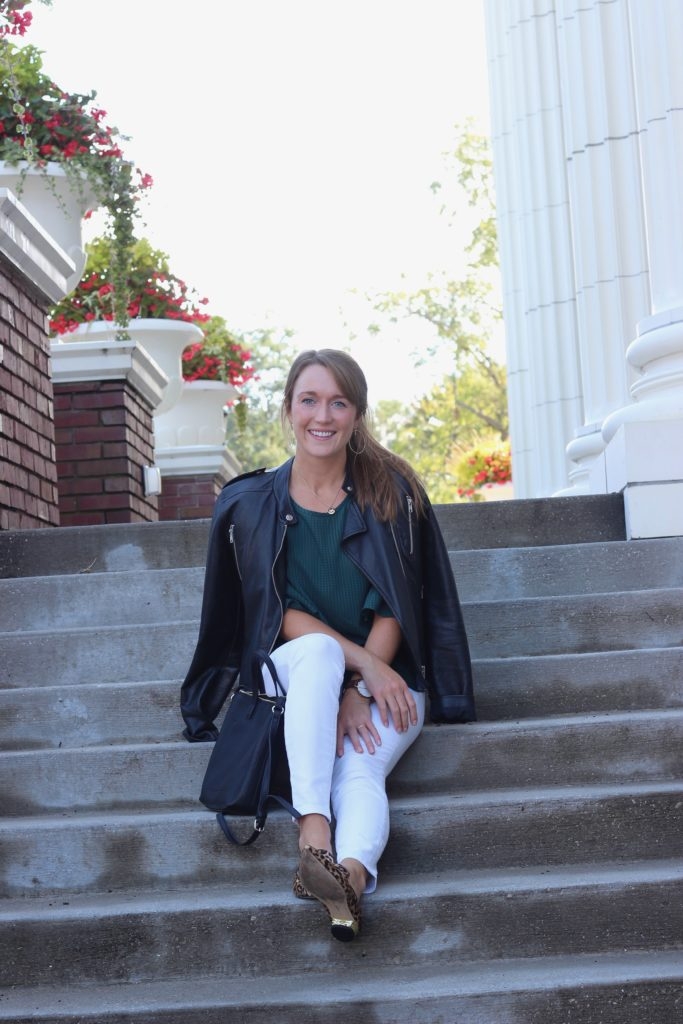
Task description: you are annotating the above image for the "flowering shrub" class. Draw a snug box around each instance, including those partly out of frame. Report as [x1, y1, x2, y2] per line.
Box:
[0, 15, 152, 331]
[455, 442, 512, 500]
[182, 316, 256, 388]
[49, 237, 210, 333]
[0, 0, 36, 35]
[49, 236, 256, 389]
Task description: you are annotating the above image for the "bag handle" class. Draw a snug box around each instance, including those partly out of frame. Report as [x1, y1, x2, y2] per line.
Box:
[216, 648, 300, 846]
[247, 648, 285, 700]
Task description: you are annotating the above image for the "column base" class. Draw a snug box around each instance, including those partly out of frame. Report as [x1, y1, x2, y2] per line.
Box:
[603, 420, 683, 538]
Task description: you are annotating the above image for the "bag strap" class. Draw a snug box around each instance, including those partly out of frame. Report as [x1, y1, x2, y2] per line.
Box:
[216, 649, 300, 846]
[241, 648, 284, 699]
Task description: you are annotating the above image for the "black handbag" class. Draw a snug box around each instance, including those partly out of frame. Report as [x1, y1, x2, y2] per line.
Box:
[199, 649, 299, 845]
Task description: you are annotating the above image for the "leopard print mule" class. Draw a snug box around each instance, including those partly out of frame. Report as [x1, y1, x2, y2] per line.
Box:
[298, 845, 362, 941]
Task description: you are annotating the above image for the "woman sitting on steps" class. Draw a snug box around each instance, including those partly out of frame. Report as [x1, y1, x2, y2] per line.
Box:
[181, 348, 475, 941]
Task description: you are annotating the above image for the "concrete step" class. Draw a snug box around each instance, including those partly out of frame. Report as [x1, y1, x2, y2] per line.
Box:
[1, 860, 680, 988]
[461, 588, 683, 659]
[474, 647, 683, 720]
[2, 781, 681, 900]
[2, 589, 681, 688]
[1, 710, 681, 817]
[451, 536, 683, 600]
[4, 536, 682, 636]
[0, 494, 626, 580]
[0, 519, 211, 579]
[0, 951, 680, 1024]
[3, 647, 682, 751]
[0, 681, 186, 750]
[0, 567, 204, 634]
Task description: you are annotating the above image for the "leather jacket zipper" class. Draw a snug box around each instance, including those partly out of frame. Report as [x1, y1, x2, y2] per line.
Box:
[228, 523, 242, 579]
[269, 522, 288, 653]
[406, 495, 414, 555]
[389, 522, 407, 578]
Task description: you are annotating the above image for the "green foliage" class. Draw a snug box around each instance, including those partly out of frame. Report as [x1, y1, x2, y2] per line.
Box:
[49, 236, 210, 333]
[365, 123, 509, 498]
[224, 329, 299, 471]
[374, 363, 507, 502]
[0, 39, 152, 334]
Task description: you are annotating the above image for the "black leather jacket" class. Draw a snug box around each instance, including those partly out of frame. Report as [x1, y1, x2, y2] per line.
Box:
[181, 459, 475, 741]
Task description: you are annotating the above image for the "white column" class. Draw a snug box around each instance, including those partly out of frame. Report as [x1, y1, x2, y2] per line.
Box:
[484, 0, 583, 497]
[554, 0, 651, 494]
[484, 5, 534, 496]
[601, 0, 683, 538]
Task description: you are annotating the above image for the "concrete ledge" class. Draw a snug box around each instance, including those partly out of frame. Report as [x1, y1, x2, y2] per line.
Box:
[0, 494, 627, 578]
[435, 493, 626, 550]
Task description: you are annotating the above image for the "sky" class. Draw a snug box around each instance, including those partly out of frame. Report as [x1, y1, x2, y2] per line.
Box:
[25, 0, 493, 405]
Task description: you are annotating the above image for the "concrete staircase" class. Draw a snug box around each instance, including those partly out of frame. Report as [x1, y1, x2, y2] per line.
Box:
[1, 495, 682, 1022]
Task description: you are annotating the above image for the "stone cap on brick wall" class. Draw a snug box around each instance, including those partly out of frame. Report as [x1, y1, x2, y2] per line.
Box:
[0, 188, 75, 303]
[51, 339, 168, 411]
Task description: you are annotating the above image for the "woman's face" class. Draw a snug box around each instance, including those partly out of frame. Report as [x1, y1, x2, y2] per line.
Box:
[288, 364, 359, 462]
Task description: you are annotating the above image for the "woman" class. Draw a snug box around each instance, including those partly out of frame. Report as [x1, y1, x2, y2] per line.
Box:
[181, 349, 475, 942]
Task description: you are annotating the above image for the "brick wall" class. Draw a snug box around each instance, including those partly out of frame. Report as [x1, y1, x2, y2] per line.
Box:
[53, 380, 159, 526]
[0, 256, 60, 530]
[158, 474, 221, 520]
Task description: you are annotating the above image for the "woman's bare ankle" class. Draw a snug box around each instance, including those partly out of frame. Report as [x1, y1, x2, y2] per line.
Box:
[298, 813, 331, 853]
[340, 857, 368, 898]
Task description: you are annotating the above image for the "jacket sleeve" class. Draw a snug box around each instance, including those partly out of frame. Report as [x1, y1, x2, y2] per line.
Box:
[421, 496, 476, 724]
[180, 495, 242, 742]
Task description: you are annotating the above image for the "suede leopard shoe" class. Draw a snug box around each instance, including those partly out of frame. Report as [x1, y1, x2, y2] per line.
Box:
[292, 869, 315, 901]
[298, 845, 361, 941]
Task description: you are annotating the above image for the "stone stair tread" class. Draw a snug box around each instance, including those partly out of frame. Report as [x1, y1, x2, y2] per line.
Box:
[2, 705, 681, 756]
[3, 776, 680, 832]
[1, 950, 681, 1021]
[2, 856, 681, 921]
[0, 494, 627, 580]
[4, 648, 682, 752]
[4, 582, 683, 636]
[3, 779, 682, 900]
[3, 708, 681, 818]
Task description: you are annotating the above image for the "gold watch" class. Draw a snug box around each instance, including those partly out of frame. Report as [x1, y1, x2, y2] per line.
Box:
[344, 678, 373, 700]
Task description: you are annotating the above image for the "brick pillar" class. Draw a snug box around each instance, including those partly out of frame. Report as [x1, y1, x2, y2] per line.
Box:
[53, 379, 159, 526]
[0, 256, 60, 530]
[157, 473, 222, 520]
[156, 447, 240, 522]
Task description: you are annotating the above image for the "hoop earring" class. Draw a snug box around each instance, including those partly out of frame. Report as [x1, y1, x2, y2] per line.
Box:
[348, 430, 366, 456]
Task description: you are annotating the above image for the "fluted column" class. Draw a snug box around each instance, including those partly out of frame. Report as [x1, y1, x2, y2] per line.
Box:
[485, 0, 582, 497]
[600, 0, 683, 537]
[554, 0, 651, 494]
[484, 6, 534, 497]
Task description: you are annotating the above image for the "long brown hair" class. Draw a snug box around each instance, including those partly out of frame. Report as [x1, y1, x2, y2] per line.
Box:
[281, 349, 424, 522]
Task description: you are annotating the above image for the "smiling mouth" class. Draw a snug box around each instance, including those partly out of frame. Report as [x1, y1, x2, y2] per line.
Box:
[309, 430, 335, 438]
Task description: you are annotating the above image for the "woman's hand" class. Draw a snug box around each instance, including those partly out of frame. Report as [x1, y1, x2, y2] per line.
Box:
[336, 689, 382, 756]
[360, 655, 418, 735]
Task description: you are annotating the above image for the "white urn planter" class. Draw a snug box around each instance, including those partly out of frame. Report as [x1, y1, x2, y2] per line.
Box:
[0, 161, 97, 291]
[154, 379, 241, 480]
[68, 319, 204, 415]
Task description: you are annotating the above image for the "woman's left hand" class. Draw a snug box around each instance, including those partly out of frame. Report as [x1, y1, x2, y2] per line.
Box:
[361, 655, 418, 735]
[336, 690, 382, 756]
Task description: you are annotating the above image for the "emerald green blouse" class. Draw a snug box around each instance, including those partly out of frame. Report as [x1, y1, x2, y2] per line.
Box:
[285, 497, 412, 684]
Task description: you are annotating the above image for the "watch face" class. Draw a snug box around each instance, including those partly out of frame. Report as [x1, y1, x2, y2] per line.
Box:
[357, 680, 372, 699]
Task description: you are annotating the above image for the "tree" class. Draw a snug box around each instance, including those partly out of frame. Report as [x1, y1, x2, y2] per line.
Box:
[224, 328, 299, 471]
[374, 361, 507, 503]
[365, 123, 508, 497]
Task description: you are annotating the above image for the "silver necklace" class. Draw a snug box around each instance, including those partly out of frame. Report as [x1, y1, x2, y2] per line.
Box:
[294, 469, 345, 515]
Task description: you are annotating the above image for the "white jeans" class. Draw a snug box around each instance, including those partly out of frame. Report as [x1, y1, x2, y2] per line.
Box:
[262, 633, 426, 893]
